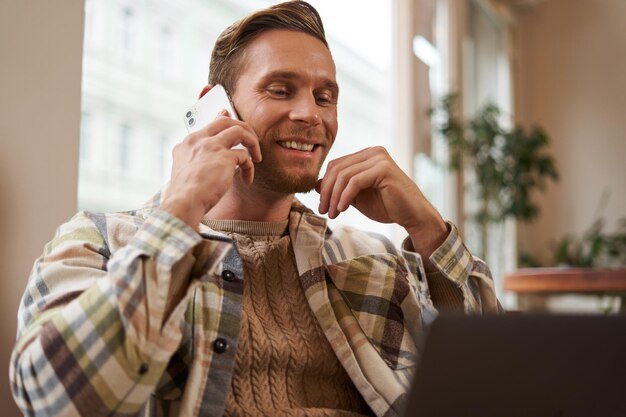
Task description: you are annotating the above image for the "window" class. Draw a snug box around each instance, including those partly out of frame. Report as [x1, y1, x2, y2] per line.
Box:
[413, 0, 457, 224]
[462, 0, 516, 303]
[158, 134, 171, 182]
[119, 123, 132, 173]
[84, 0, 95, 43]
[394, 0, 516, 304]
[79, 112, 91, 161]
[120, 6, 136, 62]
[158, 25, 176, 80]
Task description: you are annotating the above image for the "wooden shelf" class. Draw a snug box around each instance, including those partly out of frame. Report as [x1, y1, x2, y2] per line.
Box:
[503, 268, 626, 294]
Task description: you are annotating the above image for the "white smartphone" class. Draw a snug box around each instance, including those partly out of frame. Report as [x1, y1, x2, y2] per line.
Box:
[184, 84, 239, 133]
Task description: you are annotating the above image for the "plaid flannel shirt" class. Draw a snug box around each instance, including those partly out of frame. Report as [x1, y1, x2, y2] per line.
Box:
[10, 192, 499, 417]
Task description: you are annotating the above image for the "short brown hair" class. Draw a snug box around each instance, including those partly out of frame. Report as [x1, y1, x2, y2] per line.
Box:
[208, 1, 328, 94]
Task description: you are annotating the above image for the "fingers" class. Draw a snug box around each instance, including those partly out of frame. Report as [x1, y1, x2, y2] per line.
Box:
[185, 115, 262, 162]
[231, 148, 255, 184]
[197, 114, 257, 143]
[318, 150, 368, 214]
[320, 160, 383, 219]
[318, 147, 398, 219]
[213, 124, 262, 162]
[336, 168, 380, 214]
[198, 84, 215, 99]
[325, 161, 370, 218]
[318, 147, 384, 215]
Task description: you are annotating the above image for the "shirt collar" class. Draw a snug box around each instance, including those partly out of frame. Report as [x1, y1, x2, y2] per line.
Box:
[139, 185, 332, 237]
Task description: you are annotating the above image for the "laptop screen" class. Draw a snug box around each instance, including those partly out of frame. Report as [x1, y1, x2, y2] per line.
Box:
[403, 314, 626, 417]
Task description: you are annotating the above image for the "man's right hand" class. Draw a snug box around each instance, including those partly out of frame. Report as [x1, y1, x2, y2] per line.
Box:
[161, 112, 262, 230]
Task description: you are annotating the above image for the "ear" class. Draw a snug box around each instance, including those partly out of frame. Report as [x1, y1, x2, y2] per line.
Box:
[198, 84, 214, 99]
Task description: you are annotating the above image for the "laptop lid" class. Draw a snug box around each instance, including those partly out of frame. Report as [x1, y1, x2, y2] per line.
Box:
[403, 314, 626, 417]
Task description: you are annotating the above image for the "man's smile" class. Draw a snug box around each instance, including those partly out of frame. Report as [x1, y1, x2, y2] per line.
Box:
[277, 140, 317, 152]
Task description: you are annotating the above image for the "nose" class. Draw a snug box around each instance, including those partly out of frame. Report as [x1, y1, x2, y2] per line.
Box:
[289, 92, 321, 127]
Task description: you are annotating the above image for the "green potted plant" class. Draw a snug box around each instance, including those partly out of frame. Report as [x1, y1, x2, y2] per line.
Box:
[509, 217, 626, 314]
[552, 217, 626, 268]
[432, 94, 626, 313]
[431, 93, 559, 259]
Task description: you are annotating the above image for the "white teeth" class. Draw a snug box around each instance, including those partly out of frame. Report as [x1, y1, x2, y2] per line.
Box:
[279, 141, 314, 152]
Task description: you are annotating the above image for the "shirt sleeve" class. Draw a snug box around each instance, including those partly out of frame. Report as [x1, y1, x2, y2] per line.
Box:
[10, 209, 230, 417]
[401, 221, 502, 314]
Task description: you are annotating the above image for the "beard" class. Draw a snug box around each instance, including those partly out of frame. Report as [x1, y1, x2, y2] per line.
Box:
[252, 126, 330, 195]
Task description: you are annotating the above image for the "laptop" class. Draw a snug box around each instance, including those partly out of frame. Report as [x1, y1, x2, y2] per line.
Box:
[403, 314, 626, 417]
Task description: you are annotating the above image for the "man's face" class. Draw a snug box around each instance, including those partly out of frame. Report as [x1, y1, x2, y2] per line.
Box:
[231, 29, 339, 194]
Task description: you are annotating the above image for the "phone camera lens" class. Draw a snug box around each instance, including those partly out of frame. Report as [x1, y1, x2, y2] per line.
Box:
[188, 118, 195, 126]
[186, 111, 192, 118]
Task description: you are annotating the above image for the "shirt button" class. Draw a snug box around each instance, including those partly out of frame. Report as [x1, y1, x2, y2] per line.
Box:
[213, 338, 229, 353]
[138, 363, 149, 375]
[221, 270, 236, 282]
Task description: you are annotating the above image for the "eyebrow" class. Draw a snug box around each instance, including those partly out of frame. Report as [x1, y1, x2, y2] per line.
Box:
[260, 70, 339, 92]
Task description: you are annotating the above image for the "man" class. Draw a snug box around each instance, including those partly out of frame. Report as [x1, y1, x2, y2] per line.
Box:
[10, 2, 500, 416]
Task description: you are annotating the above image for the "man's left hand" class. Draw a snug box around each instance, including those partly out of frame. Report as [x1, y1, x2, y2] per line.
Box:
[316, 146, 448, 268]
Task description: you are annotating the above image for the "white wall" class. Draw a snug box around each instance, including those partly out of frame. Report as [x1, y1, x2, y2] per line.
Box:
[515, 0, 626, 265]
[0, 1, 84, 414]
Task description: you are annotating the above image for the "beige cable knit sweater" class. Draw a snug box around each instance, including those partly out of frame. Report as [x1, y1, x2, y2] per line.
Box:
[202, 219, 373, 417]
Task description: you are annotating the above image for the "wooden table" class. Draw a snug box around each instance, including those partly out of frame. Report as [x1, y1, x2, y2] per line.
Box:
[503, 268, 626, 313]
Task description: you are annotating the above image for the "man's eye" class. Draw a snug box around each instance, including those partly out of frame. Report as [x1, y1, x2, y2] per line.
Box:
[316, 94, 335, 106]
[268, 88, 289, 97]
